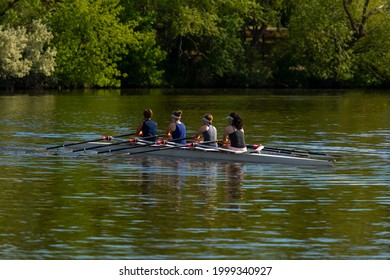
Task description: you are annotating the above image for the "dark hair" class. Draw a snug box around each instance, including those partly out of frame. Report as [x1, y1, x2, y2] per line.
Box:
[143, 108, 153, 119]
[229, 112, 243, 130]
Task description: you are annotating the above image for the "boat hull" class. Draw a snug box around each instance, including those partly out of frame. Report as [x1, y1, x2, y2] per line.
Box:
[65, 141, 335, 167]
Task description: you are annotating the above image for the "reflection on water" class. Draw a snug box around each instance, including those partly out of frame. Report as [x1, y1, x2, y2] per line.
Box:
[0, 90, 389, 260]
[224, 163, 245, 208]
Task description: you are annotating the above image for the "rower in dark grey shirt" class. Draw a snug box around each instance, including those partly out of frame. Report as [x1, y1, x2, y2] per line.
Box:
[193, 114, 218, 147]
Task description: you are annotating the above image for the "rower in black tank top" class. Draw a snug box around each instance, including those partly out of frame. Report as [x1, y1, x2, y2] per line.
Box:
[222, 112, 247, 152]
[228, 128, 246, 148]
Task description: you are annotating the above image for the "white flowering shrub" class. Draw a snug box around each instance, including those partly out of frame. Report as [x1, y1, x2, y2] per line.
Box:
[0, 25, 31, 78]
[0, 20, 56, 82]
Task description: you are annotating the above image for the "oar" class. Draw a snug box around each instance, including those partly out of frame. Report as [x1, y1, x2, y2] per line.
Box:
[126, 139, 219, 156]
[96, 139, 164, 154]
[97, 136, 195, 154]
[45, 132, 136, 150]
[265, 146, 340, 158]
[247, 144, 340, 158]
[71, 134, 164, 153]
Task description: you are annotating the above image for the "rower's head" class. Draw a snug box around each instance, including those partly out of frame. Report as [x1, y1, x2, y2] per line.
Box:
[143, 108, 153, 119]
[171, 110, 182, 121]
[227, 112, 243, 129]
[202, 114, 213, 125]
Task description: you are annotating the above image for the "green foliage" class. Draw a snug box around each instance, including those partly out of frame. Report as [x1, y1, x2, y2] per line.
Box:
[0, 0, 47, 26]
[281, 1, 352, 82]
[48, 0, 133, 88]
[348, 0, 390, 86]
[143, 0, 274, 87]
[47, 0, 165, 88]
[1, 0, 389, 89]
[120, 30, 166, 87]
[118, 0, 166, 87]
[276, 0, 390, 87]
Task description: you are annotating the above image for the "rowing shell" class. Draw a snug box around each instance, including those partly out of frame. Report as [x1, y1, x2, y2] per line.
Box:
[64, 141, 335, 167]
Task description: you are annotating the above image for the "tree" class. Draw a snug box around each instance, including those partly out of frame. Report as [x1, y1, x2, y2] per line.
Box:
[0, 0, 47, 26]
[119, 31, 166, 87]
[118, 0, 166, 87]
[275, 0, 390, 87]
[239, 0, 289, 47]
[343, 0, 390, 86]
[0, 19, 56, 89]
[0, 0, 21, 23]
[48, 0, 133, 88]
[132, 0, 275, 87]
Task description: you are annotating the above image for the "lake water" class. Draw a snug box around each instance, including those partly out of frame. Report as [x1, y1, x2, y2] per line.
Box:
[0, 89, 389, 260]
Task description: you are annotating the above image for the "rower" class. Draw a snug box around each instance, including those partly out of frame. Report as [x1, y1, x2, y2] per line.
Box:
[193, 114, 218, 147]
[222, 112, 247, 152]
[136, 108, 158, 141]
[165, 110, 187, 144]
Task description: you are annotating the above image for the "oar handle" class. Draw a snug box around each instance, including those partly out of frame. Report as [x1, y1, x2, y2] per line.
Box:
[164, 136, 194, 143]
[90, 136, 212, 154]
[97, 140, 165, 154]
[126, 139, 218, 156]
[138, 134, 165, 141]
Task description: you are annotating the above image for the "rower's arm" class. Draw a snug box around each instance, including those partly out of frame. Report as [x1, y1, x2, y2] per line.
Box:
[222, 127, 231, 145]
[136, 122, 143, 136]
[165, 123, 175, 140]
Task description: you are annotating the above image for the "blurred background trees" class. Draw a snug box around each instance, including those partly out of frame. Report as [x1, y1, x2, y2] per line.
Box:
[0, 0, 389, 89]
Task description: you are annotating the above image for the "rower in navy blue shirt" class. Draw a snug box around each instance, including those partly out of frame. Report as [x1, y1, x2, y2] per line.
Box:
[165, 110, 186, 144]
[136, 108, 157, 141]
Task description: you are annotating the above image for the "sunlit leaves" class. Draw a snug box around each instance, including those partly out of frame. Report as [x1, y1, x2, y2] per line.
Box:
[49, 0, 132, 88]
[279, 0, 390, 86]
[141, 0, 275, 87]
[1, 0, 389, 88]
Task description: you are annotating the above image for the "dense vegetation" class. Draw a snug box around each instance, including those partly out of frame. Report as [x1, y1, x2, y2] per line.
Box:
[0, 0, 389, 89]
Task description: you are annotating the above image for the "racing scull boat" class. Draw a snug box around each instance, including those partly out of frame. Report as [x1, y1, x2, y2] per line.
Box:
[62, 140, 336, 167]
